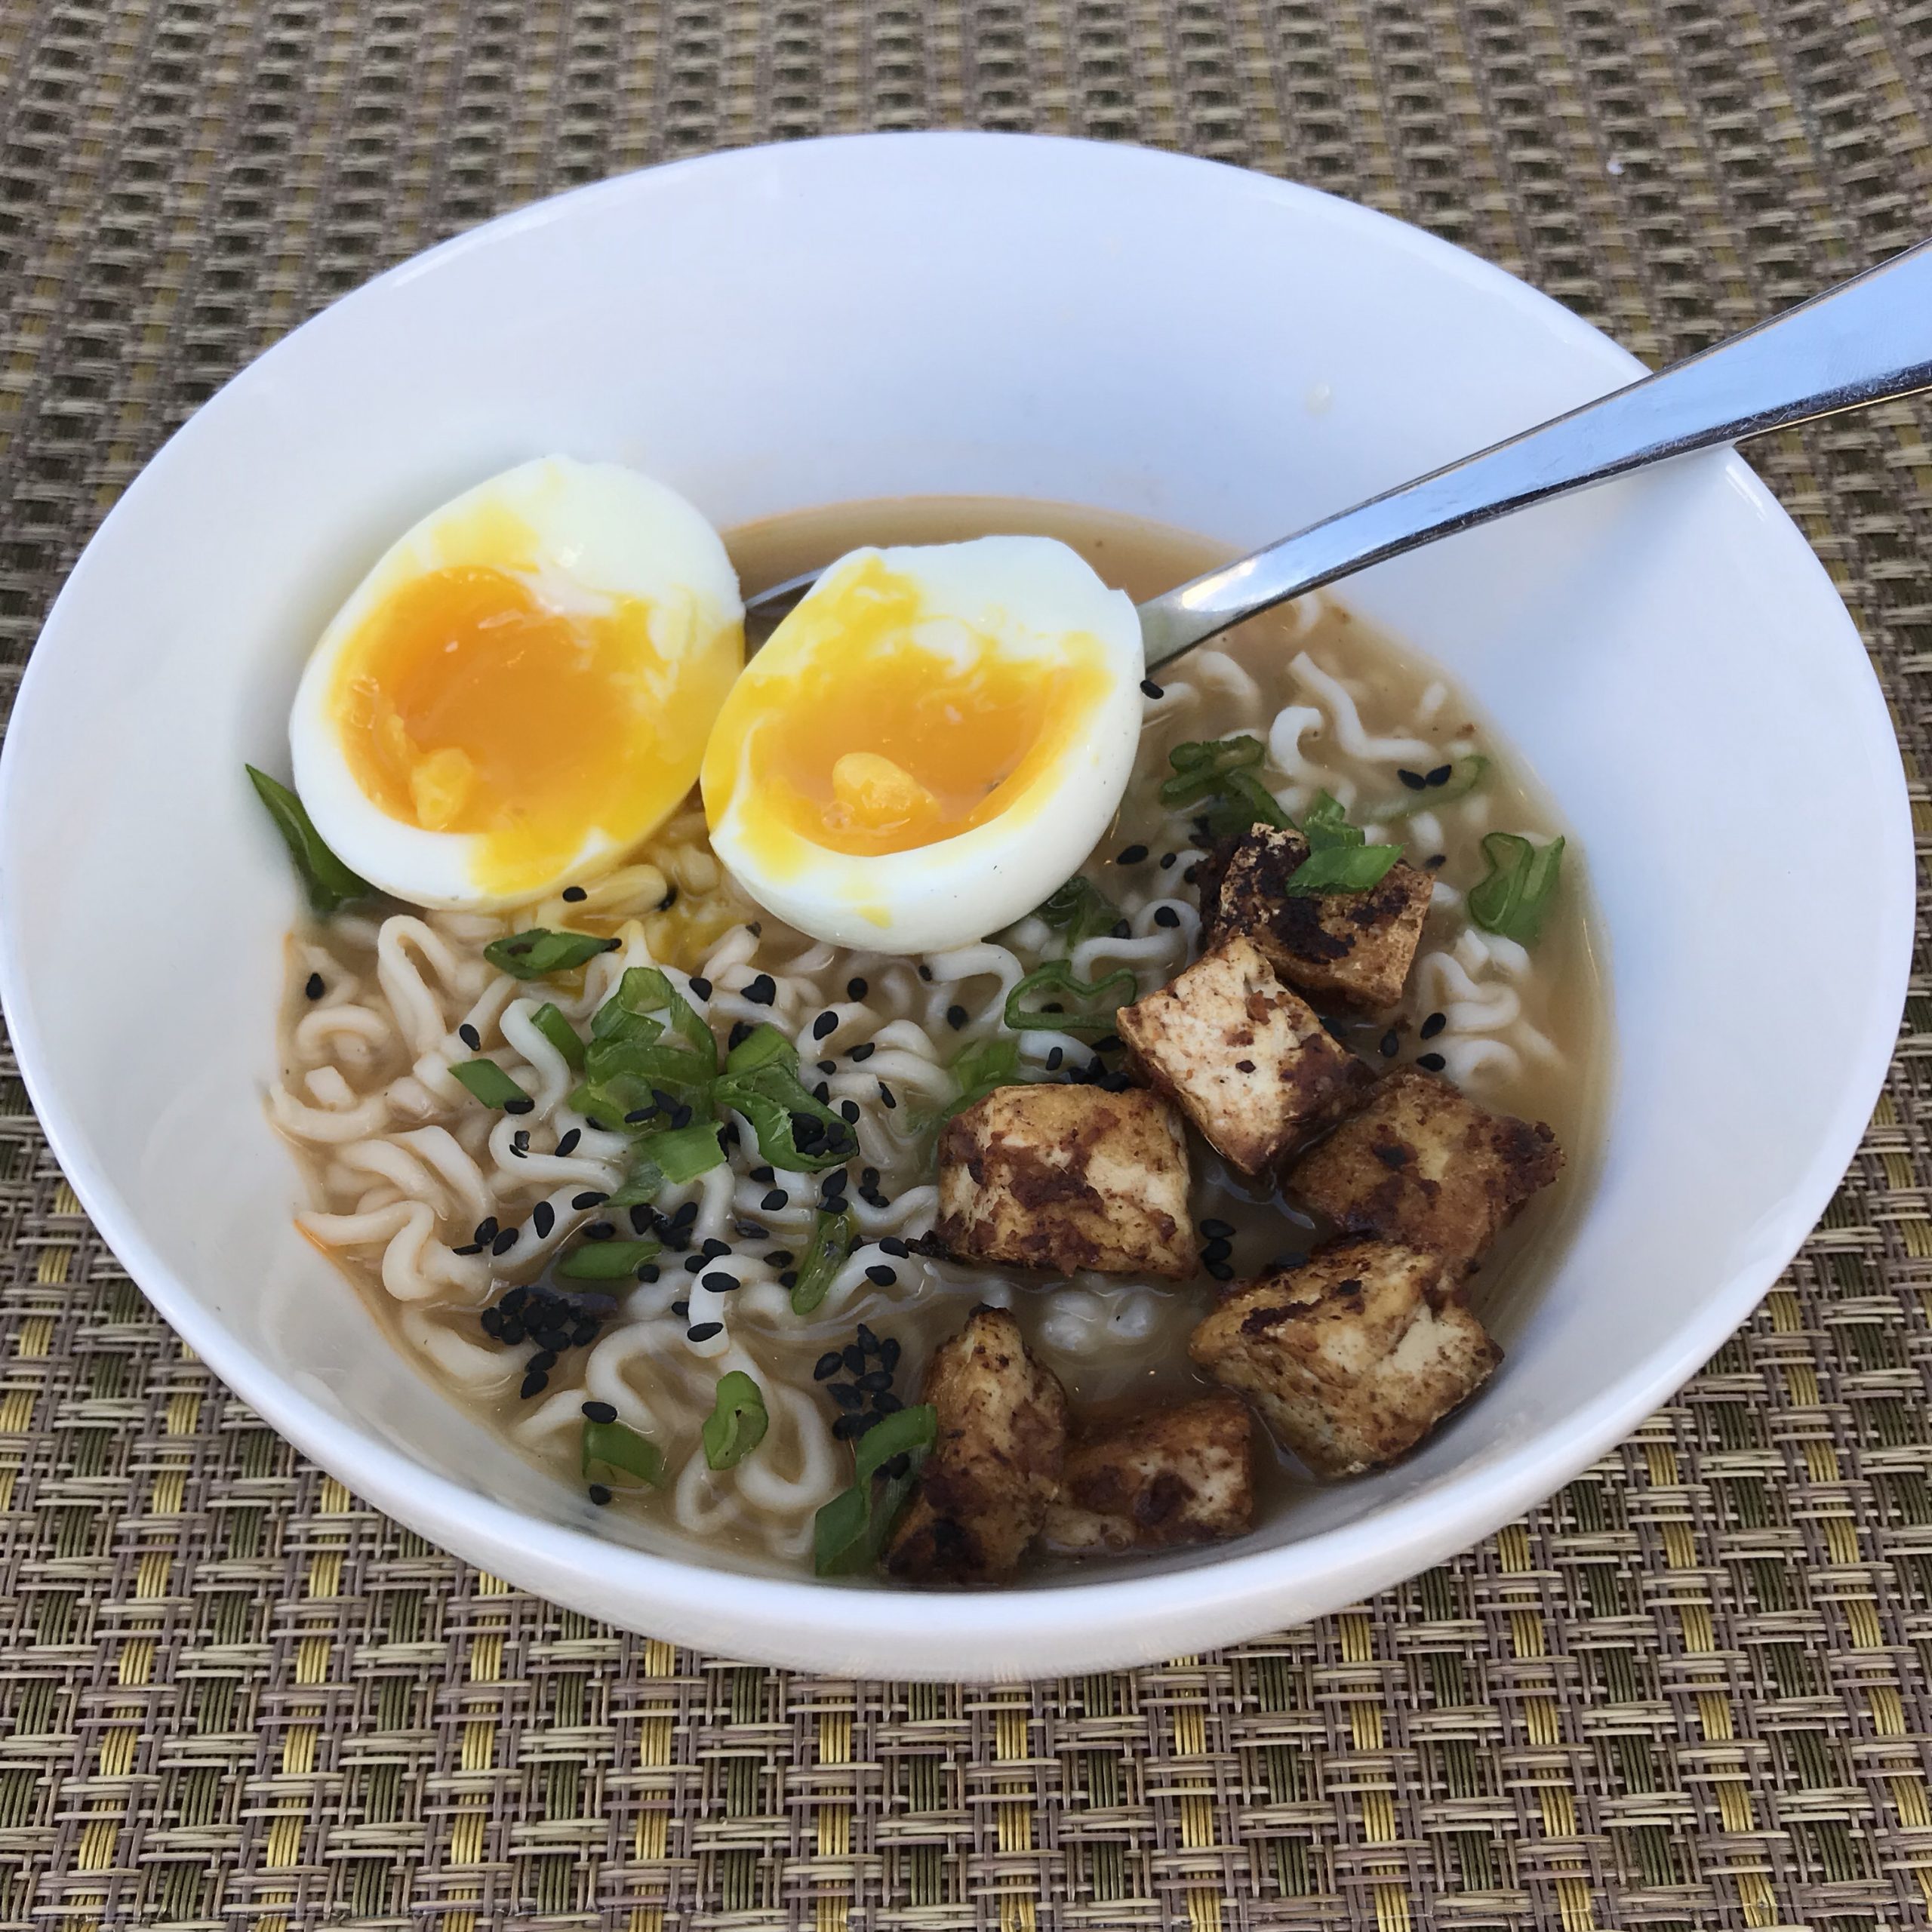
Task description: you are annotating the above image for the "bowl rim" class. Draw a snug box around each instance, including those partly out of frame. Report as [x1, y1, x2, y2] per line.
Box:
[0, 128, 1912, 1675]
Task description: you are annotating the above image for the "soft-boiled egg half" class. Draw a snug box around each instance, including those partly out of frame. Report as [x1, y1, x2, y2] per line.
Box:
[700, 537, 1144, 952]
[291, 457, 742, 909]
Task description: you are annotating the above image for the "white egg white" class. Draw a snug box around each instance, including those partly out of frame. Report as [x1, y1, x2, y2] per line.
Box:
[706, 535, 1146, 952]
[289, 456, 741, 910]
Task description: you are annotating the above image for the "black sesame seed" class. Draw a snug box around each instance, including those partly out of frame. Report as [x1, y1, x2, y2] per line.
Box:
[1380, 1029, 1401, 1058]
[880, 1337, 901, 1372]
[458, 1023, 481, 1051]
[572, 1318, 599, 1346]
[856, 1323, 881, 1353]
[1201, 1238, 1232, 1263]
[878, 1083, 897, 1109]
[532, 1201, 555, 1239]
[1397, 768, 1427, 791]
[1140, 678, 1164, 700]
[1426, 764, 1453, 786]
[761, 1189, 789, 1212]
[582, 1398, 617, 1423]
[658, 886, 679, 911]
[475, 1217, 500, 1244]
[529, 1349, 558, 1373]
[817, 1058, 835, 1075]
[840, 1100, 860, 1124]
[702, 1272, 740, 1294]
[511, 1129, 531, 1156]
[841, 1343, 866, 1373]
[481, 1307, 503, 1337]
[829, 1382, 865, 1412]
[571, 1191, 606, 1211]
[849, 1041, 875, 1062]
[687, 1321, 724, 1342]
[821, 1172, 848, 1200]
[1160, 851, 1178, 870]
[1153, 906, 1180, 928]
[629, 1204, 654, 1235]
[1417, 1051, 1447, 1072]
[857, 1368, 894, 1393]
[814, 1351, 843, 1380]
[728, 1020, 755, 1052]
[682, 1254, 705, 1274]
[1199, 1218, 1235, 1238]
[1111, 918, 1131, 939]
[505, 1097, 535, 1115]
[879, 1236, 909, 1259]
[672, 1201, 698, 1225]
[813, 1080, 831, 1103]
[304, 972, 325, 1001]
[734, 1219, 768, 1241]
[745, 974, 777, 1006]
[1205, 1261, 1235, 1282]
[1420, 1011, 1447, 1040]
[1183, 862, 1201, 885]
[502, 1287, 528, 1313]
[453, 1242, 484, 1257]
[1425, 853, 1447, 870]
[1093, 1034, 1124, 1054]
[670, 1299, 689, 1318]
[764, 1249, 794, 1268]
[601, 937, 623, 952]
[918, 963, 934, 981]
[520, 1371, 548, 1399]
[749, 1164, 775, 1184]
[588, 1483, 612, 1505]
[1117, 843, 1149, 866]
[946, 1004, 968, 1030]
[872, 1390, 903, 1414]
[813, 1011, 838, 1041]
[689, 976, 712, 1001]
[623, 1108, 654, 1126]
[636, 1265, 659, 1284]
[866, 1264, 897, 1287]
[779, 1269, 798, 1288]
[561, 884, 588, 903]
[586, 1222, 617, 1242]
[499, 1320, 526, 1346]
[491, 1228, 518, 1256]
[831, 1413, 866, 1440]
[746, 921, 761, 937]
[1045, 1047, 1064, 1071]
[701, 1237, 731, 1258]
[882, 1451, 911, 1481]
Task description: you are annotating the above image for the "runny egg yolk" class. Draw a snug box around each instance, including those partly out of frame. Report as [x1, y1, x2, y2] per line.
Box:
[706, 555, 1113, 865]
[331, 563, 732, 897]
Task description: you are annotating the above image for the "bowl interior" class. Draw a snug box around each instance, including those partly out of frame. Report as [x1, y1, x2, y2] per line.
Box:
[0, 134, 1909, 1676]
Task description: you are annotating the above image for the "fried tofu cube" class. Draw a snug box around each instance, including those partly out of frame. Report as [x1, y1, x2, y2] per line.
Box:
[886, 1306, 1069, 1583]
[934, 1083, 1194, 1278]
[1189, 1237, 1498, 1475]
[1118, 934, 1369, 1174]
[1041, 1393, 1256, 1555]
[1201, 823, 1434, 1010]
[1288, 1067, 1561, 1269]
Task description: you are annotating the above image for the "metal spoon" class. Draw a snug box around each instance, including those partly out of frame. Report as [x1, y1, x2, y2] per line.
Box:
[744, 238, 1932, 664]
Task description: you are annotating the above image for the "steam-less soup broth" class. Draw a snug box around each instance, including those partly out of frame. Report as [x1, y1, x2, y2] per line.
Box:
[273, 498, 1603, 1574]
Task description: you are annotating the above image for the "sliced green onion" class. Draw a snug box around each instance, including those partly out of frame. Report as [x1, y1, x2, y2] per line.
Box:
[637, 1120, 726, 1183]
[1158, 735, 1266, 807]
[1034, 875, 1121, 947]
[1299, 790, 1364, 851]
[558, 1235, 660, 1280]
[582, 1417, 666, 1487]
[724, 1023, 798, 1074]
[945, 1035, 1026, 1120]
[1283, 844, 1404, 896]
[607, 966, 716, 1073]
[1201, 768, 1292, 838]
[529, 1001, 587, 1072]
[813, 1402, 940, 1577]
[245, 765, 371, 918]
[790, 1208, 855, 1316]
[714, 1060, 855, 1172]
[450, 1058, 532, 1110]
[604, 1154, 666, 1209]
[485, 928, 618, 980]
[702, 1371, 770, 1471]
[1468, 832, 1564, 943]
[591, 1001, 663, 1045]
[1004, 960, 1137, 1035]
[1371, 755, 1489, 821]
[583, 1036, 715, 1112]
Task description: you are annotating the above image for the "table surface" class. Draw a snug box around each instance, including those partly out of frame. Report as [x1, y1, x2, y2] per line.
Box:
[4, 1, 1932, 1925]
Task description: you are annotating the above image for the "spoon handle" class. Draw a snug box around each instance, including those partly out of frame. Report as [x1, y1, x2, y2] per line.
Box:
[1137, 238, 1932, 668]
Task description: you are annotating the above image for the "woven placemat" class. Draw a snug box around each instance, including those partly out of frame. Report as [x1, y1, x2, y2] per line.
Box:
[4, 2, 1931, 1925]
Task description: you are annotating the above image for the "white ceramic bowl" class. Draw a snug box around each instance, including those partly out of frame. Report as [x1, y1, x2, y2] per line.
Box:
[0, 133, 1911, 1678]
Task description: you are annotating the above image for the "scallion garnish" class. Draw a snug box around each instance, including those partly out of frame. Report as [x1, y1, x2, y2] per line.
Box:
[702, 1370, 770, 1470]
[723, 1023, 798, 1074]
[529, 1001, 587, 1072]
[604, 1152, 666, 1208]
[1004, 960, 1137, 1034]
[582, 1416, 666, 1487]
[790, 1208, 854, 1315]
[245, 765, 371, 918]
[714, 1032, 855, 1171]
[1468, 832, 1564, 943]
[603, 966, 716, 1074]
[636, 1120, 726, 1183]
[558, 1235, 660, 1280]
[944, 1035, 1027, 1119]
[451, 1058, 532, 1110]
[813, 1402, 939, 1577]
[1034, 875, 1121, 948]
[1158, 735, 1266, 806]
[1299, 790, 1364, 851]
[1283, 843, 1403, 895]
[485, 928, 618, 980]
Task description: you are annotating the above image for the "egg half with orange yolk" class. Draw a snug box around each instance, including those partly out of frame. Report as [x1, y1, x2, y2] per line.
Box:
[700, 537, 1144, 952]
[290, 457, 742, 909]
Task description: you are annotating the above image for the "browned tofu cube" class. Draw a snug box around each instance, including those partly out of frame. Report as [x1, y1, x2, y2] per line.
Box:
[1201, 823, 1434, 1010]
[1288, 1067, 1561, 1270]
[1189, 1237, 1499, 1475]
[886, 1306, 1069, 1583]
[934, 1083, 1194, 1278]
[1041, 1393, 1256, 1555]
[1118, 934, 1369, 1174]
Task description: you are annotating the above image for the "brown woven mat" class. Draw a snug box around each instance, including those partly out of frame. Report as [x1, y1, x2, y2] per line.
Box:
[3, 2, 1931, 1925]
